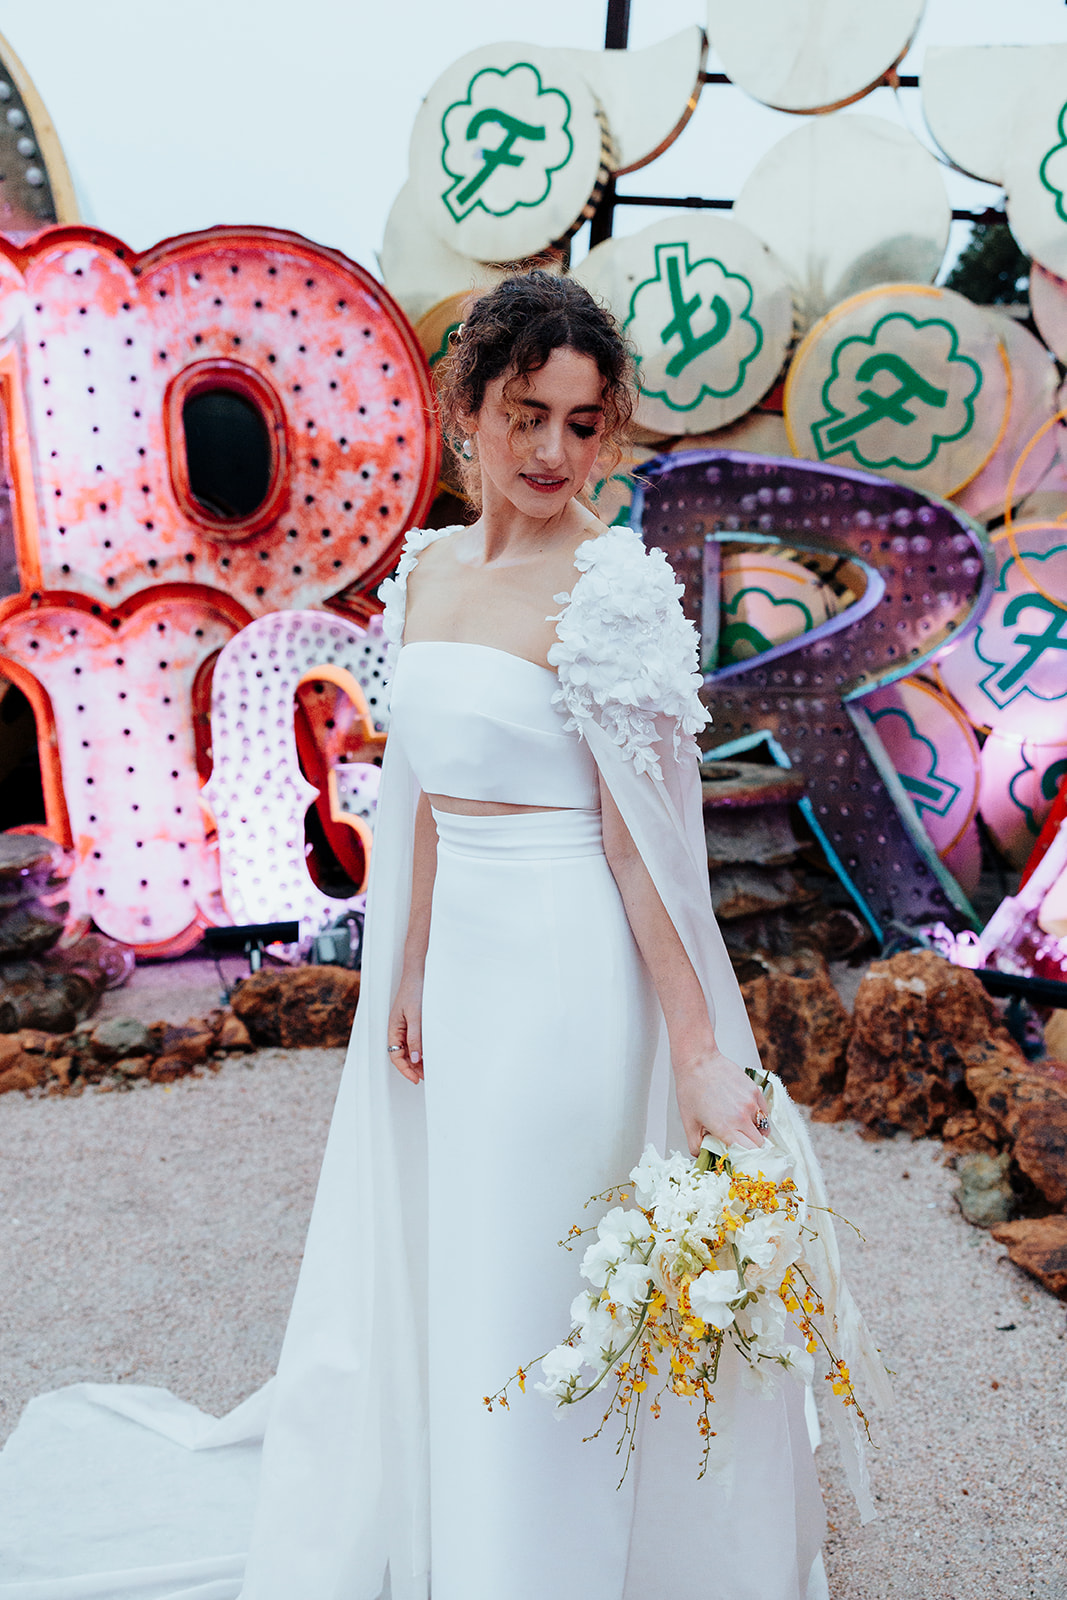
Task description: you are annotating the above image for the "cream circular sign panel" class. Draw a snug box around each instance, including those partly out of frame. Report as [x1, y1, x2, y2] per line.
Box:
[576, 215, 794, 435]
[409, 45, 612, 263]
[784, 285, 1010, 498]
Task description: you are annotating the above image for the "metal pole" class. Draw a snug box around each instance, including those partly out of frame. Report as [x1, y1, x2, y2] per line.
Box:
[588, 0, 631, 248]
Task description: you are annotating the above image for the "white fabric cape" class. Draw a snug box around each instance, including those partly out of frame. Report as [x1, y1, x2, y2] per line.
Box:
[0, 528, 890, 1600]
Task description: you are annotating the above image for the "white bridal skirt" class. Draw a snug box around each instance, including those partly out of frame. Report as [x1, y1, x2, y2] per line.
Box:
[421, 806, 827, 1600]
[0, 806, 827, 1600]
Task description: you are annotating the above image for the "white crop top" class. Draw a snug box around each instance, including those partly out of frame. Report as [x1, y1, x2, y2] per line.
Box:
[388, 641, 601, 809]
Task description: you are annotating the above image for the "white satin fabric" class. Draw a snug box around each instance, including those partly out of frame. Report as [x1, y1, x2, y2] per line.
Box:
[0, 525, 887, 1600]
[390, 641, 600, 808]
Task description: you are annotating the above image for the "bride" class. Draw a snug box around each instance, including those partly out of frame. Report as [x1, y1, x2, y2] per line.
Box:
[0, 271, 886, 1600]
[241, 270, 885, 1600]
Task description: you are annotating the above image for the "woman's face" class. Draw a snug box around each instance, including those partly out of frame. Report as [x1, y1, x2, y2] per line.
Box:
[469, 346, 605, 518]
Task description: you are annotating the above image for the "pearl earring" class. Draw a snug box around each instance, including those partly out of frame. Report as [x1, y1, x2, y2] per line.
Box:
[461, 437, 473, 460]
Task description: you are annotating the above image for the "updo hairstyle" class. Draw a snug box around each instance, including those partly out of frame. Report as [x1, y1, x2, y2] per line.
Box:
[435, 270, 636, 505]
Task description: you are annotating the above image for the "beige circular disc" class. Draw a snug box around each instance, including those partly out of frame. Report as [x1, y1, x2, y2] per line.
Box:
[575, 214, 794, 435]
[921, 45, 1028, 186]
[734, 115, 950, 330]
[936, 522, 1067, 742]
[955, 313, 1060, 522]
[379, 181, 500, 325]
[706, 0, 924, 113]
[413, 293, 469, 372]
[409, 44, 611, 264]
[784, 285, 1010, 497]
[1003, 48, 1067, 279]
[557, 26, 706, 176]
[666, 411, 791, 459]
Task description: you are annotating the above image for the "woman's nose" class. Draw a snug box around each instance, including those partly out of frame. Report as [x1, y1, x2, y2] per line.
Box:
[534, 425, 566, 464]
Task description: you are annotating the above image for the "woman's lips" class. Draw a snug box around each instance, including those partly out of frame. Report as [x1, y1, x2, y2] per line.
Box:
[521, 473, 567, 494]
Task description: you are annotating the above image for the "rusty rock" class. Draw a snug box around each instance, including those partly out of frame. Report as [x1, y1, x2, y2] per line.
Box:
[941, 1109, 1000, 1154]
[148, 1054, 198, 1084]
[0, 1032, 22, 1072]
[150, 1022, 213, 1065]
[114, 1056, 151, 1078]
[843, 951, 1010, 1137]
[215, 1012, 253, 1051]
[1011, 1105, 1067, 1209]
[991, 1215, 1067, 1299]
[231, 966, 361, 1049]
[739, 951, 850, 1108]
[17, 1029, 52, 1053]
[710, 865, 817, 921]
[700, 760, 806, 808]
[0, 1054, 49, 1093]
[49, 1055, 74, 1089]
[1045, 1010, 1067, 1061]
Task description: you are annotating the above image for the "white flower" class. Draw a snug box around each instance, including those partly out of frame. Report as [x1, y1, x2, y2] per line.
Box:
[580, 1236, 627, 1289]
[688, 1267, 743, 1330]
[548, 528, 710, 782]
[734, 1211, 804, 1289]
[603, 1261, 655, 1312]
[537, 1345, 584, 1398]
[596, 1206, 652, 1251]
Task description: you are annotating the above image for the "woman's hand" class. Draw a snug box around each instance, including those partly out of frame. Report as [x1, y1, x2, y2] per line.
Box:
[673, 1048, 769, 1156]
[387, 970, 424, 1084]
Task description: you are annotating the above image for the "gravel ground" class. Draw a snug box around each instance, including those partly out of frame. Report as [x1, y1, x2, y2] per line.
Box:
[1, 1004, 1066, 1598]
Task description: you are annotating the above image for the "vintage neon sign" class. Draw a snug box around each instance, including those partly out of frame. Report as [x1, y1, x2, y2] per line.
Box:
[634, 450, 994, 935]
[203, 611, 388, 935]
[0, 225, 438, 953]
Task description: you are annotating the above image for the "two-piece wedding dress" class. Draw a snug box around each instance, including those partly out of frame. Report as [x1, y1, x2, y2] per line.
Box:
[0, 526, 889, 1600]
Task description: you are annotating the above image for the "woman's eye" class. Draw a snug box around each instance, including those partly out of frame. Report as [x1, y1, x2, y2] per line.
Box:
[571, 424, 596, 439]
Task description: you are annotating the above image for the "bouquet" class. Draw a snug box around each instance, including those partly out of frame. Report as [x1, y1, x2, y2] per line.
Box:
[485, 1125, 870, 1483]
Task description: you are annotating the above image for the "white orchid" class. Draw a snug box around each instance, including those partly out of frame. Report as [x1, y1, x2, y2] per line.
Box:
[490, 1109, 871, 1485]
[688, 1267, 743, 1330]
[536, 1345, 584, 1399]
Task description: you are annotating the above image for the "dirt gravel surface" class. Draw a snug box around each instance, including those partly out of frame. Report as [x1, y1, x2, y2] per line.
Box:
[1, 1049, 1065, 1600]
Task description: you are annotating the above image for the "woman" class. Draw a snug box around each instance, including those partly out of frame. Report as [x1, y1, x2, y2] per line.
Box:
[239, 272, 886, 1600]
[0, 273, 883, 1600]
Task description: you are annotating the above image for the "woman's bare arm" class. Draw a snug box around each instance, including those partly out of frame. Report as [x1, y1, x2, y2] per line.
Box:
[387, 791, 438, 1084]
[599, 775, 768, 1153]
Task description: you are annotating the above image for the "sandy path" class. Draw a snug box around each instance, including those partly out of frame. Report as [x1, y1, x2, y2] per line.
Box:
[1, 1043, 1065, 1599]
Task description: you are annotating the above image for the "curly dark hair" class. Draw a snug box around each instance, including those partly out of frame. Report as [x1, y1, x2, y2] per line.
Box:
[434, 269, 636, 506]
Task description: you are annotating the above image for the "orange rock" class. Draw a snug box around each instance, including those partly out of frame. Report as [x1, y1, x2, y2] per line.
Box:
[49, 1056, 74, 1089]
[843, 951, 1009, 1137]
[152, 1023, 213, 1065]
[739, 951, 850, 1108]
[215, 1012, 253, 1052]
[231, 966, 360, 1049]
[17, 1029, 52, 1053]
[0, 1055, 48, 1093]
[148, 1054, 196, 1083]
[0, 1033, 22, 1071]
[991, 1216, 1067, 1298]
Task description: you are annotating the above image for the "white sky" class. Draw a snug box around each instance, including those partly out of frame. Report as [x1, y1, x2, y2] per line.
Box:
[3, 0, 1066, 280]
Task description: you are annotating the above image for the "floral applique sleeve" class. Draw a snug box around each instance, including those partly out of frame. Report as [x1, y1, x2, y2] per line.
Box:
[547, 527, 710, 783]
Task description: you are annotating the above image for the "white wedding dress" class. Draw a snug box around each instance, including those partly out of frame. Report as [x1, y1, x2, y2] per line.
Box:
[0, 526, 888, 1600]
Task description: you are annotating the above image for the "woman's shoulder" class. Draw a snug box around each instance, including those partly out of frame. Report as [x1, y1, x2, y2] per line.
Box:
[377, 525, 464, 660]
[569, 524, 687, 610]
[548, 526, 709, 779]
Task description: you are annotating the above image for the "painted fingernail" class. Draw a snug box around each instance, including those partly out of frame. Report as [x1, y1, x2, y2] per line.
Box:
[411, 1050, 421, 1064]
